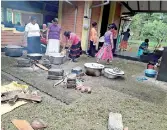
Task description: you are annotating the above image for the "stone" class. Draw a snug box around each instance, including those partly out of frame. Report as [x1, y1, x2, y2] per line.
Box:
[108, 112, 123, 130]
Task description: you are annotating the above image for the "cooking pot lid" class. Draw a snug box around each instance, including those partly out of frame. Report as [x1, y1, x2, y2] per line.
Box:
[27, 53, 43, 56]
[84, 63, 104, 69]
[49, 53, 64, 57]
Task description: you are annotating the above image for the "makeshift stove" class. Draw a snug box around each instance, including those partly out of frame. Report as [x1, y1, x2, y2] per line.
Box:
[38, 58, 51, 69]
[17, 58, 31, 67]
[17, 58, 51, 71]
[47, 68, 64, 80]
[66, 74, 76, 88]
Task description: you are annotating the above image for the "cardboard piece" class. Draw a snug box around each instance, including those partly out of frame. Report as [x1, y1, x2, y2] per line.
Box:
[1, 101, 27, 116]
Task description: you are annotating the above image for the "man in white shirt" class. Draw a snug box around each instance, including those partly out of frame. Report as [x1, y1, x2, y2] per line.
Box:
[25, 16, 41, 54]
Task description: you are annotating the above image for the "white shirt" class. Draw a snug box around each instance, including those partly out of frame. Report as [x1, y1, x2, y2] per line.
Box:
[25, 23, 40, 37]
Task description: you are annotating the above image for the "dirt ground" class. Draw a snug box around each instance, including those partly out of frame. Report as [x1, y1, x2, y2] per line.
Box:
[1, 55, 167, 130]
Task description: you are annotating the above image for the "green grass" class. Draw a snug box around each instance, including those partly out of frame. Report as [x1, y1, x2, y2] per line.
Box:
[128, 39, 167, 47]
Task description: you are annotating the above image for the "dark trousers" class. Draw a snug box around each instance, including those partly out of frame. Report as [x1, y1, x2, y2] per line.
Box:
[88, 40, 96, 57]
[112, 39, 117, 54]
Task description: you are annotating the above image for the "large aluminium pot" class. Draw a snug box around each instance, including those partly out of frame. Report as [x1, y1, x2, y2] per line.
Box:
[84, 63, 105, 77]
[104, 68, 125, 79]
[5, 45, 24, 57]
[49, 53, 65, 65]
[27, 53, 43, 60]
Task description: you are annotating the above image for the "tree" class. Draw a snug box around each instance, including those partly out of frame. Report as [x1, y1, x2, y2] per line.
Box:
[142, 20, 167, 44]
[130, 13, 167, 42]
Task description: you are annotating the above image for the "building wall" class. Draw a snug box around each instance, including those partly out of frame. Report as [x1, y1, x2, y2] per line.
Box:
[90, 1, 102, 36]
[1, 29, 25, 46]
[61, 1, 85, 39]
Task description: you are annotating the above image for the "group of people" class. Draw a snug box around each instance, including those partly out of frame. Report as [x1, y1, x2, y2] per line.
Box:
[88, 22, 131, 64]
[25, 16, 131, 64]
[25, 16, 82, 62]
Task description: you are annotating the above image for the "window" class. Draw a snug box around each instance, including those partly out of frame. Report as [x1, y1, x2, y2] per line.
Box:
[7, 8, 12, 22]
[14, 11, 21, 24]
[1, 8, 4, 22]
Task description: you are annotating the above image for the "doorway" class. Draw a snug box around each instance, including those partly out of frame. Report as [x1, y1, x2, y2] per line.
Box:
[100, 2, 110, 36]
[98, 2, 110, 50]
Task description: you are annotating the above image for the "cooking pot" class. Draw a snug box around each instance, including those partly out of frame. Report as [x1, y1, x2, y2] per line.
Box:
[84, 63, 104, 77]
[27, 53, 43, 60]
[5, 45, 23, 57]
[49, 53, 65, 65]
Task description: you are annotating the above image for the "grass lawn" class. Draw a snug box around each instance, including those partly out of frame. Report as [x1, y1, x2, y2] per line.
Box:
[128, 40, 167, 47]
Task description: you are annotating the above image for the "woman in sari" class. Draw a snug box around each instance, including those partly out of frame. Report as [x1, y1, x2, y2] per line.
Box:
[96, 24, 114, 64]
[25, 16, 41, 53]
[63, 31, 82, 62]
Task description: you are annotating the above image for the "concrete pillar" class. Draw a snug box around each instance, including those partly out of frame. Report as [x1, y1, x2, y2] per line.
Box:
[98, 2, 104, 37]
[81, 1, 92, 51]
[108, 1, 116, 24]
[58, 1, 63, 25]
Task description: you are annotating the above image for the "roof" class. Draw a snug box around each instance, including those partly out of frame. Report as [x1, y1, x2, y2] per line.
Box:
[1, 1, 59, 13]
[121, 1, 167, 15]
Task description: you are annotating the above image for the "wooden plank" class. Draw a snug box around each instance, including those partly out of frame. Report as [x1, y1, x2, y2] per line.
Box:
[12, 119, 34, 130]
[35, 63, 49, 71]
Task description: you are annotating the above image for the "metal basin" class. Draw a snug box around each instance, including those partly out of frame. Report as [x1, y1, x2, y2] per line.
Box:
[49, 53, 65, 65]
[5, 45, 23, 57]
[27, 53, 43, 60]
[145, 69, 157, 78]
[103, 68, 124, 79]
[84, 63, 104, 77]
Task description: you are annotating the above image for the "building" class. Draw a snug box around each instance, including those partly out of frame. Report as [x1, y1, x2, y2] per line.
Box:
[1, 1, 167, 51]
[1, 1, 122, 51]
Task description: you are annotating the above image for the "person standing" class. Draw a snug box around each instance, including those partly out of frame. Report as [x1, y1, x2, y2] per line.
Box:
[45, 18, 61, 55]
[63, 31, 82, 62]
[25, 16, 41, 54]
[96, 24, 114, 64]
[119, 28, 130, 51]
[88, 22, 98, 57]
